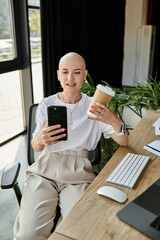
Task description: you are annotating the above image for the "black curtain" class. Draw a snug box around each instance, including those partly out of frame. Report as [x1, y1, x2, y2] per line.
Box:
[40, 0, 125, 97]
[150, 0, 160, 80]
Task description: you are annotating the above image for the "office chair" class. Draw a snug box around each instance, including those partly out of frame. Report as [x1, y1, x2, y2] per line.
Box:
[1, 103, 101, 227]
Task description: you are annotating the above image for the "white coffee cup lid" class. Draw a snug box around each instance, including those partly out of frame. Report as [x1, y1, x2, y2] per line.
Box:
[97, 84, 115, 97]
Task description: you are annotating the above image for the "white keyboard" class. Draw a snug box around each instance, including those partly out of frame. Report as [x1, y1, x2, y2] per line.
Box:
[106, 153, 150, 189]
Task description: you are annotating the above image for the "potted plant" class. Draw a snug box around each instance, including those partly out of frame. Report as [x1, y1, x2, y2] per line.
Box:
[127, 74, 160, 112]
[82, 73, 160, 123]
[81, 73, 160, 172]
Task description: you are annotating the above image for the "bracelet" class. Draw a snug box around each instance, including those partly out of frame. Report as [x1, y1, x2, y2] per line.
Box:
[114, 122, 126, 136]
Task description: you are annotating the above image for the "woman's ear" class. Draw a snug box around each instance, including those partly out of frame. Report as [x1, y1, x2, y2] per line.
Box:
[57, 70, 60, 80]
[84, 70, 88, 80]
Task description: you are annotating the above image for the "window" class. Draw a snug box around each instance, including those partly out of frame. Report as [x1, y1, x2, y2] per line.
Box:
[0, 71, 24, 144]
[0, 0, 15, 61]
[28, 0, 40, 7]
[28, 0, 43, 103]
[0, 0, 27, 74]
[0, 0, 32, 146]
[0, 0, 43, 146]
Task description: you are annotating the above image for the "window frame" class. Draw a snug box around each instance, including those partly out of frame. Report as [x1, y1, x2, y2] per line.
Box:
[0, 0, 30, 74]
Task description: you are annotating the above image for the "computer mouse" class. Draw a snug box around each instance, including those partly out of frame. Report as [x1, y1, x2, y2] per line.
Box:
[97, 186, 127, 203]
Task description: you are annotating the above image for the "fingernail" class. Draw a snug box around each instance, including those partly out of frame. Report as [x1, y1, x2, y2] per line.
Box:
[91, 106, 94, 108]
[89, 110, 92, 113]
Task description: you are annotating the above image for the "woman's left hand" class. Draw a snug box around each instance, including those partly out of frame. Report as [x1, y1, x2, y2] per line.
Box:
[88, 102, 128, 147]
[88, 102, 122, 133]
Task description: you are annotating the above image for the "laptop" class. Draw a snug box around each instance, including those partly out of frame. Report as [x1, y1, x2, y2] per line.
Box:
[117, 178, 160, 240]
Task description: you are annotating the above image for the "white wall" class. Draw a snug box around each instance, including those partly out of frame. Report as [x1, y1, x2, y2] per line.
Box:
[122, 0, 149, 86]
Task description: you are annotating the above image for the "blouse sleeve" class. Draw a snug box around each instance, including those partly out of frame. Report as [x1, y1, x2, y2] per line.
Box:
[100, 121, 115, 139]
[32, 100, 48, 138]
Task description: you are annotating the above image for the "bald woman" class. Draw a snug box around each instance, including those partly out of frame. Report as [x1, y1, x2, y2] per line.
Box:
[14, 52, 128, 240]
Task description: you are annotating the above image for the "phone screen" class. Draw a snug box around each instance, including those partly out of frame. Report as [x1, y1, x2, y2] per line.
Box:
[47, 106, 68, 141]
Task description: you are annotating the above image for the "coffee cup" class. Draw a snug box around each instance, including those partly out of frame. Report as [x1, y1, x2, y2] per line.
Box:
[87, 84, 115, 117]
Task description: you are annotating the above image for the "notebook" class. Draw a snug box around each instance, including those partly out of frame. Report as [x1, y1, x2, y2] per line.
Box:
[144, 140, 160, 157]
[117, 178, 160, 240]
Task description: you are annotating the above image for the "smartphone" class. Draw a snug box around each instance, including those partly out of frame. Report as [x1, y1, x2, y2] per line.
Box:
[47, 105, 68, 141]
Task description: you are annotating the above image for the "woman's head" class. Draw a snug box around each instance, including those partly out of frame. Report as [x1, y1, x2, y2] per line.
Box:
[57, 52, 88, 96]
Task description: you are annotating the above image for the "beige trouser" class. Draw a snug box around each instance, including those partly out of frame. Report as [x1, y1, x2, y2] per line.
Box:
[14, 149, 96, 240]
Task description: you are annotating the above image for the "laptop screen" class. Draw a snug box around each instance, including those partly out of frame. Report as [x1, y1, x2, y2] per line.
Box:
[134, 183, 160, 215]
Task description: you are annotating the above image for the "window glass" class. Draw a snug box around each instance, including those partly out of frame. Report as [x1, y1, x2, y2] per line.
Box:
[0, 71, 24, 144]
[28, 0, 40, 7]
[0, 0, 15, 61]
[29, 9, 41, 59]
[28, 8, 43, 103]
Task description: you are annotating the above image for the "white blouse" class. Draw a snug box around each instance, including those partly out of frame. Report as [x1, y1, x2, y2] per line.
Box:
[33, 93, 115, 152]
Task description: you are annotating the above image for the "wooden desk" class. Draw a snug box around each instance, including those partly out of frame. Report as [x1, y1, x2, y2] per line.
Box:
[48, 232, 76, 240]
[49, 110, 160, 240]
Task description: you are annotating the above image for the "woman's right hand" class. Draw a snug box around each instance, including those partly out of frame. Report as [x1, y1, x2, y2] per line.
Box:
[31, 122, 67, 152]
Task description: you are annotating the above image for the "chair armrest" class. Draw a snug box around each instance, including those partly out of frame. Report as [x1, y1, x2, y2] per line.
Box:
[1, 162, 21, 189]
[89, 141, 101, 166]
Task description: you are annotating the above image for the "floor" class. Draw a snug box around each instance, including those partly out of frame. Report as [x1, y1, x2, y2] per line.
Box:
[0, 135, 110, 240]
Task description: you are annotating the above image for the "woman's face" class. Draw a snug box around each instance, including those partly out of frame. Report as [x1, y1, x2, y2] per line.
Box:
[57, 54, 88, 95]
